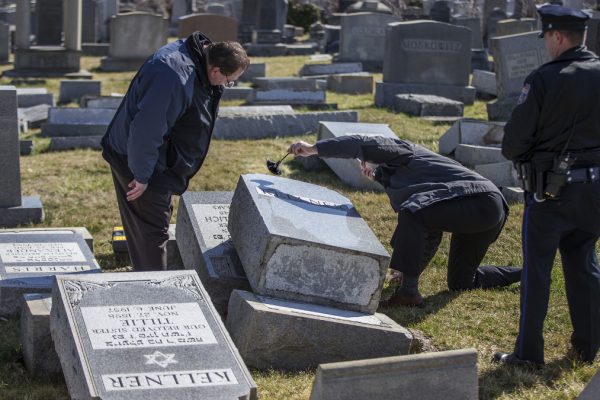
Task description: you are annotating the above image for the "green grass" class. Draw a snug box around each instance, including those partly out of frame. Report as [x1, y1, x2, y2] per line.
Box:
[0, 54, 597, 400]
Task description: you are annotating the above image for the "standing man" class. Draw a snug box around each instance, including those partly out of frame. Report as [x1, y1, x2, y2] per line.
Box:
[101, 32, 249, 271]
[494, 5, 600, 366]
[288, 135, 521, 307]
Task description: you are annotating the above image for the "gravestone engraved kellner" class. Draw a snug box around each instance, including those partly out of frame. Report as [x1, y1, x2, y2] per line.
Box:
[228, 174, 390, 314]
[50, 271, 257, 400]
[0, 229, 100, 316]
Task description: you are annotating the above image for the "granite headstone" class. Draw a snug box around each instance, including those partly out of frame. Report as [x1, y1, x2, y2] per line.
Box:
[228, 174, 390, 313]
[50, 271, 258, 400]
[0, 229, 100, 316]
[176, 191, 249, 316]
[178, 13, 239, 41]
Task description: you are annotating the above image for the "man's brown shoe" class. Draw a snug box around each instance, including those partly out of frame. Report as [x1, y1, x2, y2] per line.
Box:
[379, 289, 424, 308]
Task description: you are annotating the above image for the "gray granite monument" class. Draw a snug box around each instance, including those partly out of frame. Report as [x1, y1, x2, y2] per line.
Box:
[50, 271, 258, 400]
[176, 191, 249, 317]
[228, 174, 390, 313]
[375, 20, 475, 107]
[0, 86, 44, 229]
[226, 290, 413, 370]
[0, 229, 100, 316]
[309, 349, 478, 400]
[338, 12, 400, 70]
[100, 12, 168, 71]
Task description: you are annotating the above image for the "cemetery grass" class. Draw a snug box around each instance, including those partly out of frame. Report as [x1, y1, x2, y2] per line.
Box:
[0, 56, 597, 400]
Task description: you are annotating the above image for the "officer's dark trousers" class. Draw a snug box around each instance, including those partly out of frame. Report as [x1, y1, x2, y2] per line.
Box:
[514, 182, 600, 364]
[110, 166, 172, 271]
[390, 191, 508, 290]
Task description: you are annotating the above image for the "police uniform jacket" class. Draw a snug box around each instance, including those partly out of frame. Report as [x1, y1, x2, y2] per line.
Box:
[101, 32, 223, 195]
[316, 135, 503, 213]
[502, 46, 600, 162]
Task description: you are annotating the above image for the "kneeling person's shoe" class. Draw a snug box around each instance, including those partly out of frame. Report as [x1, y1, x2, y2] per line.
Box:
[492, 352, 543, 368]
[379, 288, 424, 308]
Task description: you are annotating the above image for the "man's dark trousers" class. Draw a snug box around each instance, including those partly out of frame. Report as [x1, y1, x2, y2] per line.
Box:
[390, 191, 511, 289]
[110, 165, 172, 271]
[515, 182, 600, 364]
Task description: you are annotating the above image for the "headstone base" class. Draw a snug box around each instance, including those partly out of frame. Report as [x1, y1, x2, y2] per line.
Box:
[6, 47, 90, 78]
[327, 73, 373, 94]
[222, 87, 253, 101]
[239, 63, 266, 82]
[454, 144, 506, 167]
[393, 94, 464, 117]
[0, 196, 44, 228]
[48, 136, 103, 151]
[226, 290, 413, 370]
[487, 97, 518, 121]
[375, 81, 475, 107]
[245, 43, 287, 57]
[41, 123, 108, 137]
[81, 43, 110, 57]
[285, 43, 318, 55]
[99, 56, 145, 72]
[474, 161, 518, 187]
[501, 186, 524, 204]
[20, 293, 62, 378]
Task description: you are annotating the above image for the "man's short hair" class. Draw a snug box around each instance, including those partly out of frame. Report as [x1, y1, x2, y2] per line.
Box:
[558, 29, 585, 45]
[207, 42, 250, 75]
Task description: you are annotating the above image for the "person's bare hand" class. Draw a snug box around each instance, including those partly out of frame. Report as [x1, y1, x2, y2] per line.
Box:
[126, 180, 148, 202]
[361, 161, 376, 180]
[287, 141, 317, 157]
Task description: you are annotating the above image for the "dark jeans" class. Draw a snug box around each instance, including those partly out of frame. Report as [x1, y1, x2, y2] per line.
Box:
[390, 192, 506, 290]
[110, 166, 172, 271]
[514, 182, 600, 364]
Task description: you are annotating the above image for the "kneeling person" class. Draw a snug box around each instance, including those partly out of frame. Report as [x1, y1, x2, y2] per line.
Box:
[288, 135, 521, 307]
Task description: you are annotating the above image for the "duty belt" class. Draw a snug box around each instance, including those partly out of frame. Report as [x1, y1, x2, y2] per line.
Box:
[566, 167, 600, 183]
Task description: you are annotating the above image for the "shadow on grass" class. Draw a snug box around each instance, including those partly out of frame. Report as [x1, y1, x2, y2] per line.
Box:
[378, 289, 461, 329]
[480, 355, 580, 399]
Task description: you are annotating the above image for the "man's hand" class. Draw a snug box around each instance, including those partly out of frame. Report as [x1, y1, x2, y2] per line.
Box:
[288, 141, 318, 157]
[361, 161, 376, 180]
[127, 180, 148, 202]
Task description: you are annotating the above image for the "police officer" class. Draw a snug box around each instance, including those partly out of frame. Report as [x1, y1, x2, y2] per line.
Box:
[494, 4, 600, 366]
[288, 135, 521, 308]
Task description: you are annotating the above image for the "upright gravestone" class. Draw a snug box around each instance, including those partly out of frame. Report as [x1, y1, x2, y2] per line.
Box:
[228, 174, 390, 313]
[309, 349, 478, 400]
[35, 0, 62, 45]
[170, 0, 197, 35]
[338, 12, 400, 70]
[82, 0, 102, 43]
[0, 21, 8, 63]
[487, 31, 549, 120]
[483, 0, 507, 30]
[0, 229, 100, 316]
[50, 271, 258, 400]
[485, 7, 508, 46]
[429, 0, 451, 22]
[238, 0, 259, 43]
[244, 0, 288, 56]
[175, 191, 249, 316]
[451, 16, 484, 49]
[100, 12, 168, 71]
[375, 21, 475, 107]
[494, 18, 536, 37]
[317, 121, 396, 191]
[178, 14, 239, 42]
[585, 14, 600, 55]
[0, 86, 44, 228]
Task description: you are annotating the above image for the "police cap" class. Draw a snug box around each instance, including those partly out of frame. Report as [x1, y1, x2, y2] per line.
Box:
[537, 3, 590, 38]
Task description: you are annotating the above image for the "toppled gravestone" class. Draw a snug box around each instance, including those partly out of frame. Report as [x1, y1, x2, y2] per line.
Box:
[228, 174, 390, 314]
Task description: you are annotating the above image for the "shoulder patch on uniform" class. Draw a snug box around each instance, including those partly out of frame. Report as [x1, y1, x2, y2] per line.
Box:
[517, 83, 531, 105]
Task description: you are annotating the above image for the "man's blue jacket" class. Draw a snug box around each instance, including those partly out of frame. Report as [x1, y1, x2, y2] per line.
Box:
[101, 32, 223, 195]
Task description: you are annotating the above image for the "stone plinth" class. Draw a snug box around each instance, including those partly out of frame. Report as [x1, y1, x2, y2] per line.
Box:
[394, 94, 463, 117]
[227, 290, 413, 370]
[20, 293, 62, 377]
[309, 349, 478, 400]
[228, 174, 390, 313]
[327, 73, 373, 94]
[439, 119, 505, 155]
[454, 144, 507, 167]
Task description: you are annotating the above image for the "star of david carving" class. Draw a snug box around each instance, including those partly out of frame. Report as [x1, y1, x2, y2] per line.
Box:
[144, 351, 178, 368]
